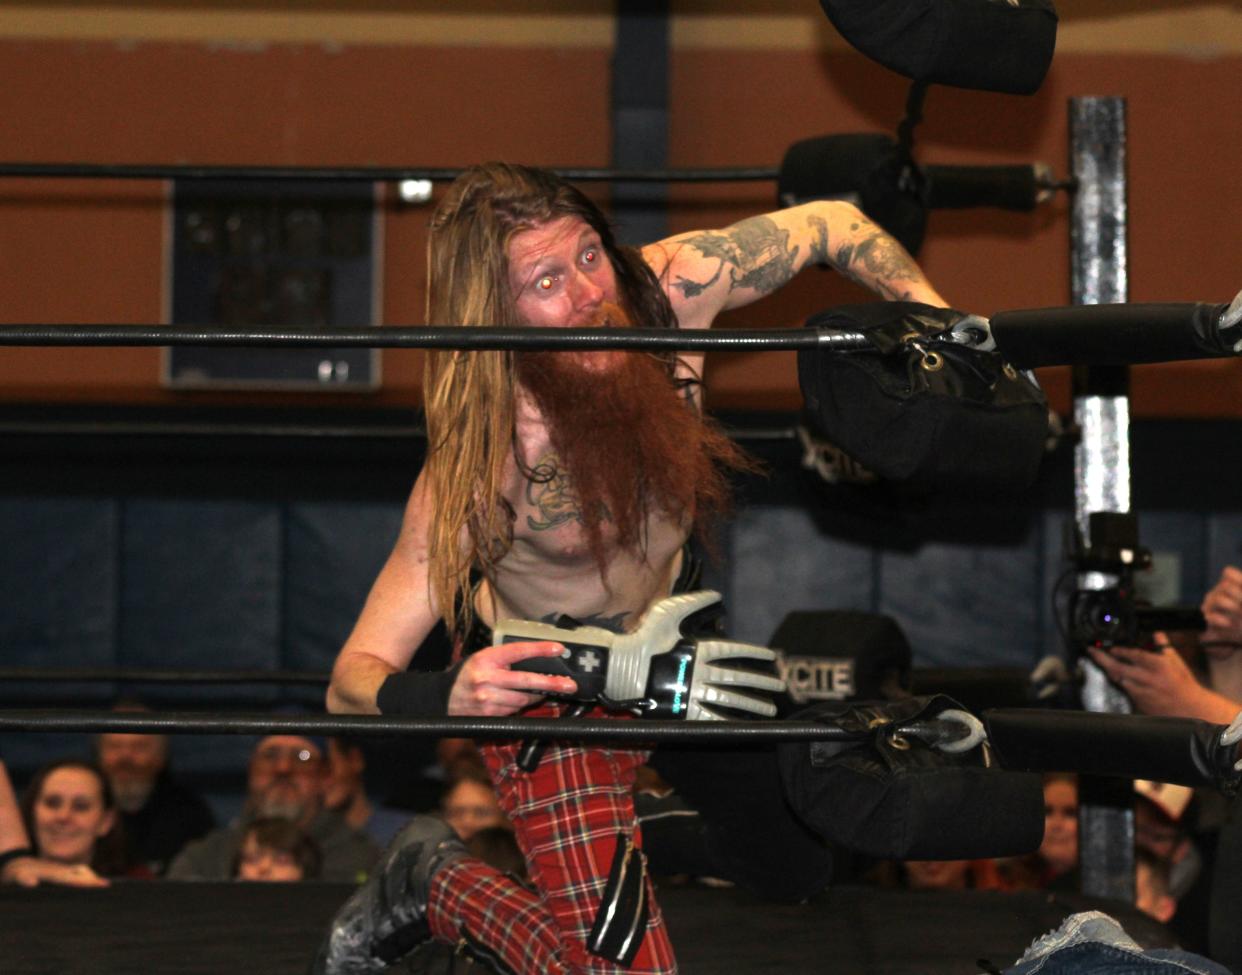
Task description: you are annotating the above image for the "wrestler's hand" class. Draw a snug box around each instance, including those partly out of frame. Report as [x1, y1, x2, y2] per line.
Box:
[447, 641, 578, 717]
[1, 855, 109, 888]
[1087, 635, 1218, 719]
[1202, 566, 1242, 657]
[498, 591, 787, 720]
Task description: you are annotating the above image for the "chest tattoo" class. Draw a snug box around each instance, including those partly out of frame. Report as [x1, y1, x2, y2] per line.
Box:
[524, 455, 611, 532]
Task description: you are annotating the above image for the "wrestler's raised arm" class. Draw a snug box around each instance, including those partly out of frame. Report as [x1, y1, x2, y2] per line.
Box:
[641, 200, 947, 332]
[326, 471, 575, 717]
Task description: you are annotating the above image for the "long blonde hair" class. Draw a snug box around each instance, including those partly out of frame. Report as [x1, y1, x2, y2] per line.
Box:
[423, 163, 679, 637]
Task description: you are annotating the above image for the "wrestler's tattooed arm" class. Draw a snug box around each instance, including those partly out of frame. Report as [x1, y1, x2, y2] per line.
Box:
[647, 200, 945, 325]
[817, 209, 932, 302]
[668, 214, 798, 303]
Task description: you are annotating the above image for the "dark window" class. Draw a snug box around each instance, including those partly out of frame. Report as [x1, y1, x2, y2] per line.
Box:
[166, 179, 378, 389]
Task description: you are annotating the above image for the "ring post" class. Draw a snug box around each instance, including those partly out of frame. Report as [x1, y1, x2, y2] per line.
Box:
[1070, 95, 1136, 902]
[612, 0, 670, 246]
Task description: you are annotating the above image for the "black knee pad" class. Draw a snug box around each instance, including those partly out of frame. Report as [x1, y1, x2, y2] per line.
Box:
[587, 833, 650, 966]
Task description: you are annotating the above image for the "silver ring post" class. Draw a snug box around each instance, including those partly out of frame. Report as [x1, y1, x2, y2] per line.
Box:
[1070, 95, 1136, 902]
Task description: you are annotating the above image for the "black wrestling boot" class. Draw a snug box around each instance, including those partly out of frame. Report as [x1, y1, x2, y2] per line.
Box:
[309, 816, 467, 975]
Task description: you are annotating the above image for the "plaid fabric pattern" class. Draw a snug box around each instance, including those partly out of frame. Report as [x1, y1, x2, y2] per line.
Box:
[429, 858, 562, 973]
[427, 702, 677, 974]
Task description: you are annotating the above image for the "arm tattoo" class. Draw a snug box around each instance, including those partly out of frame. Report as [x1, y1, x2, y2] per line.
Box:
[674, 215, 800, 299]
[673, 260, 722, 299]
[525, 455, 610, 532]
[833, 218, 922, 301]
[808, 214, 831, 266]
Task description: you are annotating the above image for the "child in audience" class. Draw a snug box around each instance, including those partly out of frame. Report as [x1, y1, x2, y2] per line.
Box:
[233, 816, 322, 882]
[440, 766, 509, 842]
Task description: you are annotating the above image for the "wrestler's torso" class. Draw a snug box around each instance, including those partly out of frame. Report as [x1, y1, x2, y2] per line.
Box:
[473, 391, 688, 633]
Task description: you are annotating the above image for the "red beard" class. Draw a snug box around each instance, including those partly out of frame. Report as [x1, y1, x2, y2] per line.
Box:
[514, 305, 754, 568]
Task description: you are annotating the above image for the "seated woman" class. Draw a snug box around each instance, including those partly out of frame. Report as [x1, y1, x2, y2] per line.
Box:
[901, 858, 1002, 891]
[996, 772, 1079, 891]
[1, 759, 107, 888]
[20, 759, 147, 879]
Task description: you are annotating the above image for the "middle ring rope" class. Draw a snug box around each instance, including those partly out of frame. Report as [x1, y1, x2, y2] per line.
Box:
[0, 707, 858, 743]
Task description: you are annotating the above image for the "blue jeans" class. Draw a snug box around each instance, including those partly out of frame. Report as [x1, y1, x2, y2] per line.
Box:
[1005, 912, 1231, 975]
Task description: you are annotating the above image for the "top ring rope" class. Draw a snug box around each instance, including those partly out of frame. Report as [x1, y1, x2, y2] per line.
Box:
[6, 298, 1241, 363]
[0, 324, 868, 352]
[0, 667, 328, 685]
[0, 163, 778, 183]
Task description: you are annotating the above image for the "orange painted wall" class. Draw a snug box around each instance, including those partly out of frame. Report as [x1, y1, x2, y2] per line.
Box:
[0, 38, 1239, 415]
[0, 39, 613, 406]
[670, 50, 1242, 413]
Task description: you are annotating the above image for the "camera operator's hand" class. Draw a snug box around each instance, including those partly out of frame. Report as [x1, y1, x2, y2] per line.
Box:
[1202, 566, 1242, 658]
[1087, 634, 1239, 723]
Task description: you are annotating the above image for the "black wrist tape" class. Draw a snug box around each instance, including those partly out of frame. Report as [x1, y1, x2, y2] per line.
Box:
[376, 664, 462, 717]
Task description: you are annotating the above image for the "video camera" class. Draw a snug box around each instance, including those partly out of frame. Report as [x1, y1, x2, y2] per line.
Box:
[1068, 512, 1205, 651]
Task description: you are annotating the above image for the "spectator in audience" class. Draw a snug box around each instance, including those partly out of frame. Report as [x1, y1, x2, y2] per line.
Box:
[167, 733, 379, 883]
[20, 759, 147, 878]
[1039, 773, 1080, 882]
[859, 855, 999, 891]
[440, 765, 509, 842]
[377, 735, 488, 814]
[436, 737, 487, 780]
[901, 858, 1001, 891]
[1135, 846, 1177, 924]
[322, 737, 408, 848]
[95, 701, 215, 874]
[998, 773, 1078, 891]
[1134, 787, 1196, 884]
[466, 825, 527, 880]
[233, 816, 322, 882]
[0, 759, 108, 888]
[1133, 783, 1211, 947]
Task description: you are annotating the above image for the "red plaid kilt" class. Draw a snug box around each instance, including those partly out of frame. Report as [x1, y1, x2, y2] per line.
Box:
[428, 702, 677, 974]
